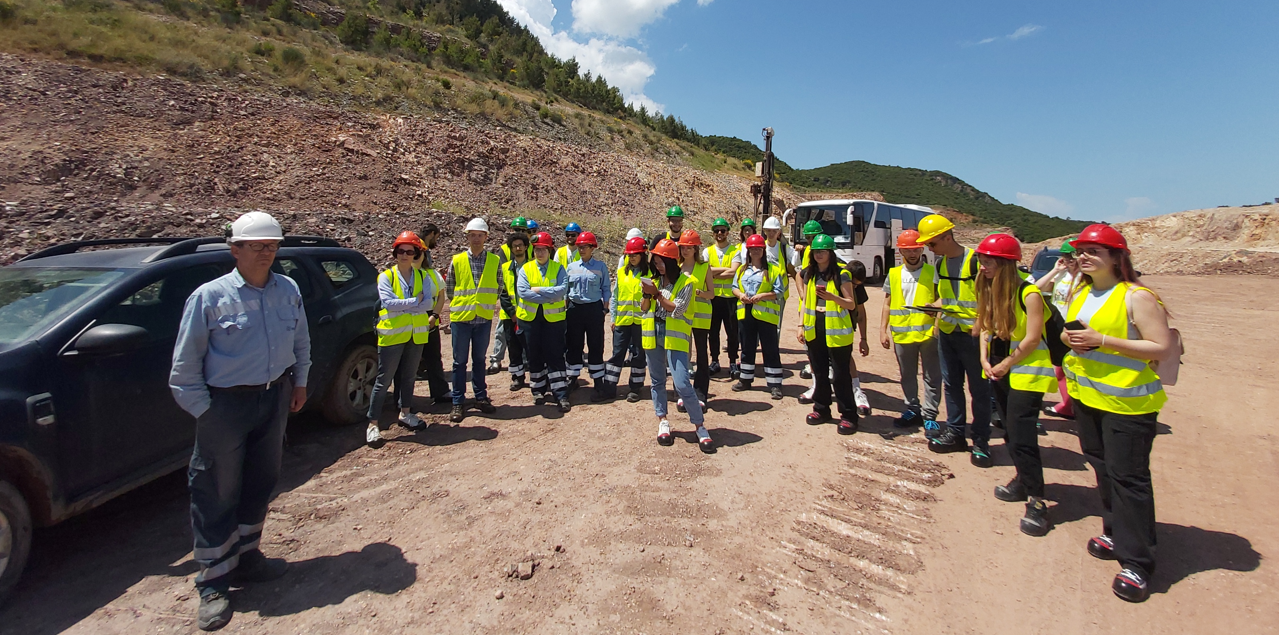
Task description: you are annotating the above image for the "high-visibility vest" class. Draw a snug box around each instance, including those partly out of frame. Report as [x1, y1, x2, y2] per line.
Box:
[734, 266, 781, 325]
[769, 259, 790, 303]
[641, 273, 695, 353]
[499, 259, 524, 321]
[1005, 284, 1055, 393]
[937, 248, 979, 334]
[515, 260, 566, 323]
[376, 268, 432, 346]
[501, 243, 533, 262]
[554, 245, 580, 269]
[802, 273, 855, 347]
[448, 251, 500, 323]
[613, 267, 646, 327]
[887, 264, 937, 344]
[706, 244, 740, 298]
[1064, 283, 1167, 415]
[689, 261, 712, 330]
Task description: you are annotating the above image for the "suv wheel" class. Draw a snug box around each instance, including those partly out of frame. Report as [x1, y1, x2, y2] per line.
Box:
[0, 479, 33, 606]
[323, 344, 378, 425]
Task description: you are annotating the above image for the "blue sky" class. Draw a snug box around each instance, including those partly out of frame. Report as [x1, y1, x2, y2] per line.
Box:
[496, 1, 1279, 222]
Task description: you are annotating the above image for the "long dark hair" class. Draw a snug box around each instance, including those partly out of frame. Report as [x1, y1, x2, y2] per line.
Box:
[803, 249, 838, 284]
[624, 251, 649, 275]
[652, 255, 681, 285]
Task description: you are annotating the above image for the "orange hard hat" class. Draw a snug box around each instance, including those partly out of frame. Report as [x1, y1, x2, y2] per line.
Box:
[624, 237, 648, 254]
[575, 231, 597, 247]
[1070, 224, 1128, 252]
[531, 231, 554, 248]
[677, 229, 702, 247]
[976, 233, 1022, 260]
[651, 238, 680, 260]
[896, 230, 922, 249]
[745, 234, 766, 249]
[392, 231, 423, 250]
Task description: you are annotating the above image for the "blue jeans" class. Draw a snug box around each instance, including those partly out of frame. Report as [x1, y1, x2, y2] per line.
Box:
[368, 341, 424, 422]
[451, 320, 492, 404]
[645, 321, 705, 425]
[938, 328, 992, 447]
[488, 319, 508, 366]
[189, 378, 290, 594]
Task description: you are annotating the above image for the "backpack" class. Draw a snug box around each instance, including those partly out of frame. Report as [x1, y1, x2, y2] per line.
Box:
[1019, 281, 1070, 366]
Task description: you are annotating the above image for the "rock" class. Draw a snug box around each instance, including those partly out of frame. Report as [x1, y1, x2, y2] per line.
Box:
[738, 573, 745, 581]
[516, 561, 534, 580]
[554, 544, 563, 553]
[685, 535, 694, 548]
[494, 589, 504, 600]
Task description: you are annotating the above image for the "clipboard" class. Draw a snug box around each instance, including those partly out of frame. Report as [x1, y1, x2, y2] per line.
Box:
[908, 306, 956, 315]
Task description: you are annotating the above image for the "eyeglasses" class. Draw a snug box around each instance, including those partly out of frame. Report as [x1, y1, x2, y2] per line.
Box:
[1077, 247, 1107, 258]
[239, 242, 280, 253]
[395, 248, 419, 256]
[566, 233, 579, 239]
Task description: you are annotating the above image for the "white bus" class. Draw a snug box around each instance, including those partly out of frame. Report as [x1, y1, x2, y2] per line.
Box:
[788, 199, 935, 282]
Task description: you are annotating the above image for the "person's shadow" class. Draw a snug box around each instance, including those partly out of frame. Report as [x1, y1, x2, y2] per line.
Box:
[234, 543, 417, 616]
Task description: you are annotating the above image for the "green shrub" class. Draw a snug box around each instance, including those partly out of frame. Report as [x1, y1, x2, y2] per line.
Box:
[438, 77, 451, 89]
[160, 0, 185, 17]
[250, 41, 275, 56]
[0, 0, 14, 22]
[280, 46, 305, 68]
[215, 0, 240, 24]
[336, 12, 369, 48]
[549, 110, 562, 125]
[538, 105, 549, 119]
[265, 0, 293, 22]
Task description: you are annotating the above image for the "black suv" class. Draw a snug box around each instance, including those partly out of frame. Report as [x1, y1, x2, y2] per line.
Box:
[0, 236, 380, 602]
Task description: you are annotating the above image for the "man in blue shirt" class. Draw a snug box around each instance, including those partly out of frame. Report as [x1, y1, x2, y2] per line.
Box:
[170, 212, 310, 631]
[563, 232, 611, 400]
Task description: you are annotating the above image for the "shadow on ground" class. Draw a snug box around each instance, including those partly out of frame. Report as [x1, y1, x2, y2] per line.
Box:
[234, 542, 416, 617]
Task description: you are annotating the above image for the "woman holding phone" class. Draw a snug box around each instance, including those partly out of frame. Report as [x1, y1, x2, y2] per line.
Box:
[797, 234, 860, 434]
[1061, 224, 1174, 604]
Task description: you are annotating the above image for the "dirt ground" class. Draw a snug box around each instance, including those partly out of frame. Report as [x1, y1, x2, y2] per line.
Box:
[0, 275, 1273, 634]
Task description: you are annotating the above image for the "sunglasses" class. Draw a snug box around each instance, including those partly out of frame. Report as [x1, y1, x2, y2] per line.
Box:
[566, 233, 579, 238]
[713, 228, 728, 233]
[240, 242, 279, 253]
[395, 248, 419, 256]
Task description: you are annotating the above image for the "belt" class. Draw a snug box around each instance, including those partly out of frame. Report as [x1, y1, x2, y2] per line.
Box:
[209, 373, 289, 393]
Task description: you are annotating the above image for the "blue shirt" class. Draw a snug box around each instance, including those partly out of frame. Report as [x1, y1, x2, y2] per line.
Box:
[378, 267, 435, 315]
[565, 257, 610, 306]
[170, 269, 312, 418]
[516, 260, 568, 305]
[733, 264, 771, 297]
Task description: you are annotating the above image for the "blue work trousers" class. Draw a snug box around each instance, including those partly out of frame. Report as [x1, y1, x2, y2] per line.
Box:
[938, 328, 992, 448]
[451, 320, 492, 404]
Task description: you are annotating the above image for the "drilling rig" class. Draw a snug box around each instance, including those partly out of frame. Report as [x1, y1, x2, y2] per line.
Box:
[750, 127, 775, 226]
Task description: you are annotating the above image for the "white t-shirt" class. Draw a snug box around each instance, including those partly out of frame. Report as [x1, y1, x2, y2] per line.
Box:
[882, 264, 924, 305]
[1050, 272, 1078, 316]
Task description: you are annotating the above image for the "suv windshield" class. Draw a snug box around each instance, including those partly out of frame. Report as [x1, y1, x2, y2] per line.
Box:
[0, 268, 127, 346]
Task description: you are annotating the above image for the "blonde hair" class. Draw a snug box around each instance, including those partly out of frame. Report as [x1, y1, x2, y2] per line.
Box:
[976, 258, 1022, 341]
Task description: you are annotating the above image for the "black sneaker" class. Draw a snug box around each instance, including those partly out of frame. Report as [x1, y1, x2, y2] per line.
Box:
[729, 363, 740, 379]
[892, 411, 921, 429]
[994, 478, 1028, 502]
[232, 550, 288, 584]
[558, 398, 572, 413]
[970, 446, 993, 468]
[626, 390, 642, 403]
[799, 368, 812, 380]
[770, 387, 784, 400]
[1112, 568, 1149, 603]
[509, 377, 526, 392]
[449, 404, 465, 423]
[197, 589, 232, 631]
[731, 380, 751, 392]
[806, 409, 830, 425]
[475, 398, 496, 414]
[928, 430, 969, 454]
[837, 418, 858, 435]
[534, 393, 547, 406]
[1020, 497, 1051, 537]
[709, 360, 722, 375]
[1087, 535, 1117, 560]
[485, 363, 501, 376]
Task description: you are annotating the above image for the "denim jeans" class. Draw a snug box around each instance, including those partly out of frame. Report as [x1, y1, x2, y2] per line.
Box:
[368, 341, 424, 422]
[938, 328, 992, 447]
[644, 321, 705, 425]
[451, 320, 492, 404]
[189, 377, 290, 593]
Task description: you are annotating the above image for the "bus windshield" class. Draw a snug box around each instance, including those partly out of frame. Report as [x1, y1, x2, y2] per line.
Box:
[0, 267, 127, 347]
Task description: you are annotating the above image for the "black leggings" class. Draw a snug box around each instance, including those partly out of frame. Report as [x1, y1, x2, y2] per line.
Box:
[808, 337, 855, 419]
[992, 372, 1045, 497]
[709, 296, 739, 364]
[692, 328, 709, 399]
[1076, 401, 1159, 577]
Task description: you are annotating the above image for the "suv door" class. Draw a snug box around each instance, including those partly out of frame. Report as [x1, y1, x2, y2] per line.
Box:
[272, 256, 333, 404]
[53, 263, 227, 497]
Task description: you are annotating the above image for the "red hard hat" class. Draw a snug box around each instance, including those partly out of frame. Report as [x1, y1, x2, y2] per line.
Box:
[575, 231, 597, 247]
[392, 231, 422, 250]
[624, 237, 647, 254]
[677, 229, 702, 247]
[651, 238, 680, 260]
[1070, 223, 1128, 252]
[531, 231, 554, 248]
[745, 234, 766, 249]
[976, 233, 1022, 260]
[896, 229, 922, 249]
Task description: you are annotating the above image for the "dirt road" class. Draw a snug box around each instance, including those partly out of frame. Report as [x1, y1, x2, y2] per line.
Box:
[0, 275, 1273, 634]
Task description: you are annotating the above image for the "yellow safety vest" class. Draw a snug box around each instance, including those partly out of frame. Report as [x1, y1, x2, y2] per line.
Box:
[706, 244, 740, 298]
[1064, 283, 1167, 414]
[802, 273, 855, 347]
[1005, 284, 1056, 393]
[554, 245, 580, 269]
[448, 251, 500, 323]
[641, 273, 695, 353]
[690, 261, 712, 330]
[734, 266, 781, 325]
[376, 268, 432, 346]
[515, 260, 566, 323]
[888, 264, 938, 344]
[613, 267, 646, 327]
[937, 248, 979, 334]
[499, 259, 524, 321]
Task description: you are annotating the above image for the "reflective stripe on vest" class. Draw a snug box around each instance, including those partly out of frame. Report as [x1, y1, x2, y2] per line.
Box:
[1063, 282, 1167, 414]
[707, 244, 740, 298]
[802, 275, 854, 347]
[499, 260, 522, 321]
[515, 260, 567, 323]
[1006, 285, 1055, 393]
[449, 252, 500, 323]
[376, 269, 431, 346]
[734, 266, 781, 325]
[888, 264, 937, 344]
[690, 262, 712, 330]
[937, 248, 979, 334]
[614, 268, 646, 327]
[663, 274, 695, 354]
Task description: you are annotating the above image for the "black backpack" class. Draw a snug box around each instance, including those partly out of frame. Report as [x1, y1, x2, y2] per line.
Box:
[1019, 281, 1070, 366]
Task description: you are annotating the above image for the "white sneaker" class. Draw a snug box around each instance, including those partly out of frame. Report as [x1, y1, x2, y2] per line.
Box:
[398, 412, 425, 430]
[366, 422, 383, 445]
[855, 388, 871, 416]
[657, 419, 672, 445]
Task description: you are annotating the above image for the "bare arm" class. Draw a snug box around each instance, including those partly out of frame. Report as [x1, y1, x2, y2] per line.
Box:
[1064, 289, 1171, 360]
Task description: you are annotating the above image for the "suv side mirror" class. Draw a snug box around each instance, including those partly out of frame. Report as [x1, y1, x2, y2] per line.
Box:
[74, 324, 150, 355]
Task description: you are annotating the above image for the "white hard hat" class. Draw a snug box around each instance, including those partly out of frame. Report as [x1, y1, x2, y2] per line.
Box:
[626, 228, 644, 240]
[465, 217, 489, 233]
[763, 216, 782, 230]
[228, 211, 284, 243]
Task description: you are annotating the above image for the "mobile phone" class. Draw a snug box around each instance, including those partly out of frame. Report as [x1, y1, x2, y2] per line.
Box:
[1064, 320, 1085, 331]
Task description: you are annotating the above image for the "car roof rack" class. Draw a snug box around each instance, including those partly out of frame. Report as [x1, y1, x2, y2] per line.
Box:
[16, 235, 343, 264]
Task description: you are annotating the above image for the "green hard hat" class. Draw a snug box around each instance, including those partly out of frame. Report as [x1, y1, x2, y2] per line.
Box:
[740, 218, 757, 228]
[510, 216, 528, 230]
[802, 220, 823, 237]
[666, 205, 685, 218]
[810, 234, 835, 250]
[712, 217, 730, 229]
[1059, 239, 1077, 255]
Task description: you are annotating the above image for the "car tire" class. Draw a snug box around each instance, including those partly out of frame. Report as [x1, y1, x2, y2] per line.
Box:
[0, 479, 33, 607]
[322, 344, 379, 426]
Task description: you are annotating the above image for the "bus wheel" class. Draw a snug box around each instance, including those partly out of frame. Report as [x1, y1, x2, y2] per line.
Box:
[872, 257, 884, 283]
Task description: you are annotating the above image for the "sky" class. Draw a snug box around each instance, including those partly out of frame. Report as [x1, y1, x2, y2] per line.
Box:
[493, 0, 1279, 222]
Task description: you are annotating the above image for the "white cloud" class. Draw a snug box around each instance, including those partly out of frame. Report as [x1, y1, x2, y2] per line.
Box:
[1008, 24, 1044, 40]
[977, 37, 997, 45]
[1016, 192, 1075, 218]
[571, 0, 681, 39]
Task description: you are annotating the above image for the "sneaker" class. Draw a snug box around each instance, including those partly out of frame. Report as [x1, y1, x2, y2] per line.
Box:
[657, 419, 673, 446]
[475, 398, 496, 414]
[928, 430, 969, 454]
[1021, 497, 1051, 537]
[557, 398, 572, 413]
[398, 412, 425, 430]
[798, 389, 813, 405]
[892, 410, 921, 429]
[806, 409, 830, 425]
[449, 405, 465, 423]
[696, 426, 715, 453]
[799, 368, 812, 380]
[923, 419, 942, 438]
[197, 589, 232, 631]
[677, 398, 686, 413]
[770, 387, 784, 400]
[232, 549, 288, 584]
[837, 418, 858, 435]
[510, 376, 527, 391]
[731, 380, 751, 392]
[994, 478, 1028, 502]
[626, 390, 642, 403]
[486, 363, 502, 376]
[366, 422, 383, 446]
[1112, 568, 1149, 603]
[534, 393, 547, 406]
[1087, 535, 1117, 561]
[729, 363, 740, 380]
[854, 388, 871, 417]
[970, 446, 993, 468]
[1043, 404, 1074, 419]
[709, 360, 722, 375]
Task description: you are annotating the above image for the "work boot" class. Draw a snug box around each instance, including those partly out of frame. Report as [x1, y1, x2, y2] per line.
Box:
[534, 392, 547, 406]
[729, 363, 740, 380]
[770, 387, 784, 400]
[994, 478, 1028, 502]
[486, 362, 501, 375]
[1020, 497, 1051, 537]
[449, 404, 465, 423]
[837, 417, 858, 435]
[626, 390, 642, 403]
[970, 445, 993, 468]
[510, 376, 527, 391]
[475, 398, 497, 414]
[197, 589, 232, 631]
[731, 380, 751, 392]
[928, 429, 969, 454]
[1087, 535, 1117, 560]
[557, 398, 572, 413]
[1112, 568, 1150, 603]
[590, 388, 611, 403]
[806, 408, 831, 425]
[233, 550, 288, 584]
[709, 360, 722, 375]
